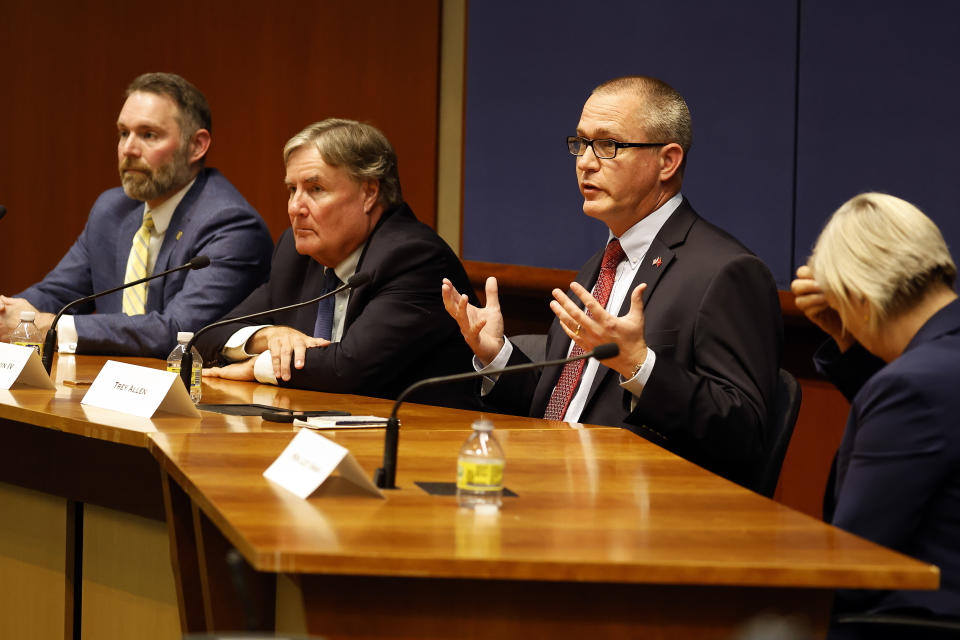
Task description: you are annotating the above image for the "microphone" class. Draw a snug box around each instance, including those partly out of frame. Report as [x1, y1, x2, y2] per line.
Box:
[373, 342, 620, 489]
[41, 256, 211, 373]
[179, 271, 371, 389]
[0, 205, 6, 221]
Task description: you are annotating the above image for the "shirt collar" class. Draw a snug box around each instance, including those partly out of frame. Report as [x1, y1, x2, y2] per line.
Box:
[142, 176, 197, 235]
[612, 192, 683, 266]
[331, 242, 365, 284]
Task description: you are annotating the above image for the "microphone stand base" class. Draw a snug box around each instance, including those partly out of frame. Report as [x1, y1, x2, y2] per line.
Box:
[373, 468, 398, 490]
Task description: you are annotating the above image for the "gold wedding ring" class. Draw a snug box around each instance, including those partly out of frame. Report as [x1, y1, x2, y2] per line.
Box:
[575, 323, 581, 337]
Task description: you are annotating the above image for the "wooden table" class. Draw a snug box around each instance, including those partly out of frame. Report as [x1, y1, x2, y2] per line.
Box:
[150, 426, 940, 640]
[0, 354, 570, 640]
[0, 355, 943, 639]
[1, 354, 572, 511]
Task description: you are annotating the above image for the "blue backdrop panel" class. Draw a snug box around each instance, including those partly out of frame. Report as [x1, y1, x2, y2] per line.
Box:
[464, 0, 798, 286]
[795, 0, 960, 266]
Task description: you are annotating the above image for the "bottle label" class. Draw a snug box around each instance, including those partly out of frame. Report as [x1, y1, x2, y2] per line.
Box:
[13, 341, 43, 357]
[166, 365, 200, 387]
[457, 460, 504, 491]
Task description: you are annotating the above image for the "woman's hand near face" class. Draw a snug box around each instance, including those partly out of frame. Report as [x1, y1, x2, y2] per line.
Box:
[791, 265, 856, 352]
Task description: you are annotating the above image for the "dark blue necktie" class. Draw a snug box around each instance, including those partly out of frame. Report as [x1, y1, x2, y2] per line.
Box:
[313, 268, 341, 340]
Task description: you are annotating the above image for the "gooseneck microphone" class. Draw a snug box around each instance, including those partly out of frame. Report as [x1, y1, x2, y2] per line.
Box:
[179, 271, 371, 390]
[41, 255, 211, 373]
[373, 342, 620, 489]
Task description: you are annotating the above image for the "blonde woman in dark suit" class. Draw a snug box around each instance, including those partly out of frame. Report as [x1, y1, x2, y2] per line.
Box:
[792, 192, 960, 636]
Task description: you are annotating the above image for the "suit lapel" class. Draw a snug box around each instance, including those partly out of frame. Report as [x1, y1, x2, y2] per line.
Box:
[153, 172, 206, 276]
[627, 239, 675, 313]
[344, 216, 386, 331]
[147, 173, 208, 311]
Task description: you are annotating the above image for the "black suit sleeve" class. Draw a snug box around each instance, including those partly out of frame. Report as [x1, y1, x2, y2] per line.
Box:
[479, 344, 543, 416]
[193, 236, 291, 365]
[628, 254, 782, 465]
[813, 340, 884, 402]
[281, 222, 473, 397]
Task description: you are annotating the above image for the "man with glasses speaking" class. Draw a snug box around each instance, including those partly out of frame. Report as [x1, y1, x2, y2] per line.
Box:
[442, 76, 782, 488]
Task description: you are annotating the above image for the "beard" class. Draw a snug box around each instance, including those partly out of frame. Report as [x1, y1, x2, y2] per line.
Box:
[119, 144, 194, 202]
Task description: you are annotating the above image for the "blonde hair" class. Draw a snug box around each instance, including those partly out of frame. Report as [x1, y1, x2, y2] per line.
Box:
[810, 192, 956, 331]
[283, 118, 402, 208]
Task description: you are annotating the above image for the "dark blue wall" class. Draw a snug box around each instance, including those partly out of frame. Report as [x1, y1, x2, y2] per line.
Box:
[463, 1, 960, 288]
[795, 1, 960, 266]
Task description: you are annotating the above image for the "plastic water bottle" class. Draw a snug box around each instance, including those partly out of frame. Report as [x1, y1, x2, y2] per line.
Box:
[166, 332, 202, 403]
[457, 418, 505, 509]
[9, 311, 43, 357]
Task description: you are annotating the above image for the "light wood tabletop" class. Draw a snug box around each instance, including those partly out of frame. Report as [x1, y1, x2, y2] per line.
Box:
[0, 354, 585, 449]
[148, 428, 937, 589]
[0, 354, 943, 639]
[0, 354, 617, 640]
[148, 427, 939, 639]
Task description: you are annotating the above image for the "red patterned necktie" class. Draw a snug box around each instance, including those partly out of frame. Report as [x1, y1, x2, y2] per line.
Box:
[543, 238, 626, 420]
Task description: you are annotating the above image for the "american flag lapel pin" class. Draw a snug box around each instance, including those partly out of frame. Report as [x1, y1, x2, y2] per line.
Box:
[652, 256, 662, 268]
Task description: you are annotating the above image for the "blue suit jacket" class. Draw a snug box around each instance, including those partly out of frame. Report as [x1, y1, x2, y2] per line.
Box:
[19, 168, 274, 358]
[816, 299, 960, 617]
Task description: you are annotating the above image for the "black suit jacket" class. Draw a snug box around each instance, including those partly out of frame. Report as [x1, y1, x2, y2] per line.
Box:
[486, 199, 783, 487]
[196, 203, 479, 408]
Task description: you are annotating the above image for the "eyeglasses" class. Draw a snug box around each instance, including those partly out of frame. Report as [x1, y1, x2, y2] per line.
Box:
[566, 135, 666, 159]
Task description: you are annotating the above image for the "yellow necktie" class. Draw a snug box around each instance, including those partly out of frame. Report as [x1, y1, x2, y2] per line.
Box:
[122, 211, 155, 315]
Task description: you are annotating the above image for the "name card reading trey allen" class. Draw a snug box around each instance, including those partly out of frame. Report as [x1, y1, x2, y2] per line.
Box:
[81, 360, 200, 419]
[112, 381, 149, 395]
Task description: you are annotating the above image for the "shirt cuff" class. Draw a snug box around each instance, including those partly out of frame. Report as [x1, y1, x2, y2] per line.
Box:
[57, 315, 78, 353]
[474, 339, 513, 396]
[222, 324, 270, 361]
[253, 350, 278, 385]
[620, 347, 656, 397]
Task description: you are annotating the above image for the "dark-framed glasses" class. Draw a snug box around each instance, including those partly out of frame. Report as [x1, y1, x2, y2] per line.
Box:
[566, 135, 666, 159]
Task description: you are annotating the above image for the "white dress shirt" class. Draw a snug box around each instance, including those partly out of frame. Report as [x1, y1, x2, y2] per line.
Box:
[477, 192, 683, 423]
[57, 178, 196, 353]
[221, 243, 365, 385]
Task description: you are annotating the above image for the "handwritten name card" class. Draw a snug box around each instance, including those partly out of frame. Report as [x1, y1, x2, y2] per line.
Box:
[263, 430, 383, 499]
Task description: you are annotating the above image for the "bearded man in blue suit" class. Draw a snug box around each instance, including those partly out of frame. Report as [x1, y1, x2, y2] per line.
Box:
[0, 72, 273, 358]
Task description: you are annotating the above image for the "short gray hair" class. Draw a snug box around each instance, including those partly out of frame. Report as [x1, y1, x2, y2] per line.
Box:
[283, 119, 403, 209]
[593, 75, 692, 169]
[810, 192, 956, 331]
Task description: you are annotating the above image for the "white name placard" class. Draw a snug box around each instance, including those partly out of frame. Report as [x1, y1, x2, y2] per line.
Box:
[263, 430, 383, 499]
[0, 342, 55, 390]
[81, 360, 200, 418]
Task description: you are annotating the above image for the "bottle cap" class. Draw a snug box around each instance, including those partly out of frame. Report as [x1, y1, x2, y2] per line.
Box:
[19, 311, 36, 322]
[471, 418, 495, 432]
[177, 331, 194, 343]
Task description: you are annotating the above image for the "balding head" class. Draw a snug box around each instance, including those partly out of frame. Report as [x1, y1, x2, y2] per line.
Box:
[593, 76, 692, 171]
